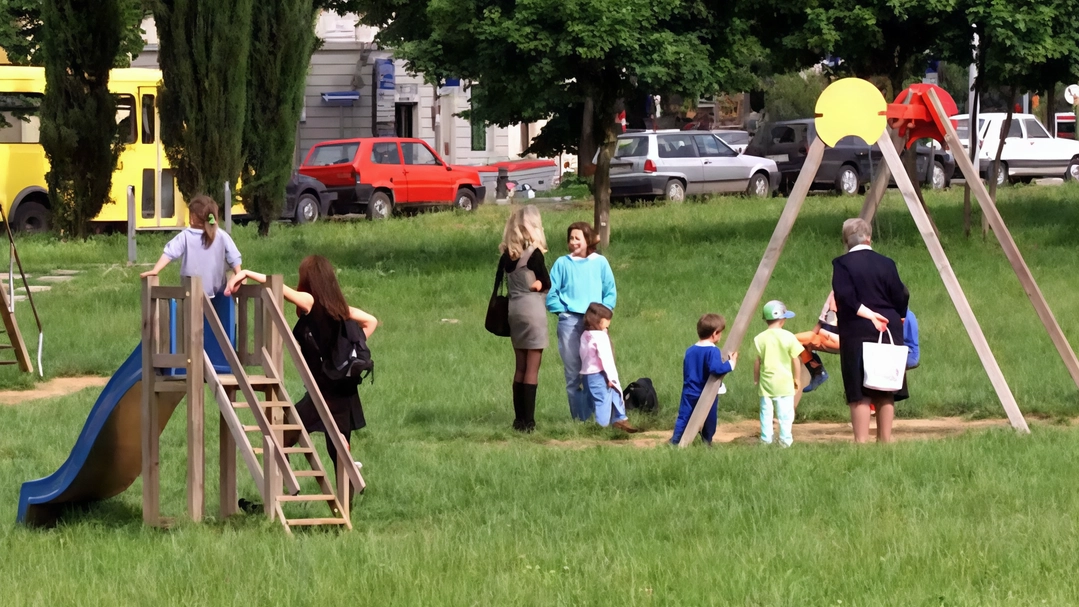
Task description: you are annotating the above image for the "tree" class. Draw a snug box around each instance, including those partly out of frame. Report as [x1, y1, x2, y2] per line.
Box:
[240, 0, 319, 235]
[37, 0, 124, 237]
[0, 0, 147, 67]
[155, 0, 253, 201]
[356, 0, 759, 248]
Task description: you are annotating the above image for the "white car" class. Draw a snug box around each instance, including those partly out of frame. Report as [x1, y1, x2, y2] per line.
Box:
[714, 129, 751, 154]
[952, 113, 1079, 184]
[608, 130, 780, 201]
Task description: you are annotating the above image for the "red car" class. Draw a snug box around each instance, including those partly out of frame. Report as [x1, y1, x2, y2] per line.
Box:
[298, 137, 487, 219]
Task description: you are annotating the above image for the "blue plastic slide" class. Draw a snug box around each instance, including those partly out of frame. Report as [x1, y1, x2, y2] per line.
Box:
[16, 345, 185, 526]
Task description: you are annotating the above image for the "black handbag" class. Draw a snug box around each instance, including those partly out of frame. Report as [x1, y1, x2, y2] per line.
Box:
[485, 264, 511, 337]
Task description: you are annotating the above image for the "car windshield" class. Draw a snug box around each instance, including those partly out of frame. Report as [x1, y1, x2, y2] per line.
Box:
[614, 137, 648, 158]
[717, 131, 750, 146]
[308, 143, 359, 166]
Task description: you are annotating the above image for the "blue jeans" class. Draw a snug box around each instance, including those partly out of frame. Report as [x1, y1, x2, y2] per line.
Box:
[583, 372, 627, 427]
[760, 395, 795, 446]
[556, 312, 591, 421]
[670, 392, 718, 445]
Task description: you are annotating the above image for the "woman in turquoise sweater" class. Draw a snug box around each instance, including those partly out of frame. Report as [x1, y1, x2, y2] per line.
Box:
[545, 222, 617, 421]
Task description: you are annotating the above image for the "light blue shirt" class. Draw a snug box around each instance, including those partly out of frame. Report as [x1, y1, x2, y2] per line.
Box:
[545, 253, 617, 314]
[163, 228, 242, 296]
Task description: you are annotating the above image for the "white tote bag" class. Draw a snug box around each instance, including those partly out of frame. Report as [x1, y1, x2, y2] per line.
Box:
[862, 329, 909, 391]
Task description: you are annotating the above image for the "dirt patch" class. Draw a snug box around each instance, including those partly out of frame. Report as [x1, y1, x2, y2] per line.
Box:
[0, 376, 108, 405]
[547, 417, 1013, 449]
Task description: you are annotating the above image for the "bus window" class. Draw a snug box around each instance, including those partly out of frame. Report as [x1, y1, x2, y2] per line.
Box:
[142, 169, 154, 218]
[161, 169, 175, 218]
[0, 93, 42, 143]
[141, 94, 155, 144]
[116, 94, 137, 144]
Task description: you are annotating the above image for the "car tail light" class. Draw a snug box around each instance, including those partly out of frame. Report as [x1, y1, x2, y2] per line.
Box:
[644, 159, 657, 173]
[353, 170, 361, 184]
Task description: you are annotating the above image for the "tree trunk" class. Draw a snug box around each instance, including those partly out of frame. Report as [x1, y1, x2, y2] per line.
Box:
[592, 103, 618, 251]
[1046, 84, 1057, 137]
[579, 96, 596, 177]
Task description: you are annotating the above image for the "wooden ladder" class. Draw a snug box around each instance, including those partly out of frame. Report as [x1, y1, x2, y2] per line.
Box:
[0, 203, 38, 374]
[203, 280, 364, 533]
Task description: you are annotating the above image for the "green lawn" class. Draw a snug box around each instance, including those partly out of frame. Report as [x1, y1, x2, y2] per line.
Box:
[2, 184, 1079, 605]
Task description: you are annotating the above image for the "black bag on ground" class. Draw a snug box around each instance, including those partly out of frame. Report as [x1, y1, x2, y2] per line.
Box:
[623, 378, 659, 413]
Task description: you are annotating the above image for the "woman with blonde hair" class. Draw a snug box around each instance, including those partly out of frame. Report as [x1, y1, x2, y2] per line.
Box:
[495, 205, 550, 432]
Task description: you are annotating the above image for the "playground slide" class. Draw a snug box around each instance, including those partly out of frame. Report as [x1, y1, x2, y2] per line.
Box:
[16, 345, 184, 526]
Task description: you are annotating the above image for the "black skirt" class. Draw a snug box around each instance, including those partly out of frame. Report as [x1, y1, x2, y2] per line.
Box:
[838, 310, 909, 404]
[294, 390, 366, 435]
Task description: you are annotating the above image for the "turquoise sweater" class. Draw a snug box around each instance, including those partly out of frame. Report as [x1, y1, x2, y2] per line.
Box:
[545, 253, 617, 314]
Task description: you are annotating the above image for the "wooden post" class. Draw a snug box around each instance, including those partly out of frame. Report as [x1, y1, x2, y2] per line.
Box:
[336, 433, 351, 525]
[141, 276, 161, 526]
[265, 275, 284, 373]
[927, 87, 1079, 392]
[678, 138, 826, 446]
[263, 441, 278, 521]
[878, 133, 1029, 432]
[219, 403, 237, 519]
[185, 276, 205, 521]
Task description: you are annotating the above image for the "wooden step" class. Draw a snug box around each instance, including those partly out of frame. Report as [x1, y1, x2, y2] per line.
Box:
[282, 447, 313, 454]
[0, 344, 12, 349]
[278, 494, 336, 502]
[294, 470, 326, 477]
[0, 360, 17, 365]
[242, 424, 302, 433]
[232, 401, 291, 409]
[218, 374, 281, 388]
[285, 517, 348, 526]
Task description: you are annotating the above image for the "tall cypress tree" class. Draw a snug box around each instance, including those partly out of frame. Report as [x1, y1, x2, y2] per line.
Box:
[241, 0, 318, 235]
[155, 0, 253, 200]
[38, 0, 124, 238]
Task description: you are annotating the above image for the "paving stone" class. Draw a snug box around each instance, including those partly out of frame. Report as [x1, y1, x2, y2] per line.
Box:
[15, 285, 50, 293]
[0, 274, 30, 280]
[36, 275, 74, 283]
[51, 270, 80, 275]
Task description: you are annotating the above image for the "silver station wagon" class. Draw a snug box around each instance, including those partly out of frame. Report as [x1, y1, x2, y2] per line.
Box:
[608, 130, 780, 201]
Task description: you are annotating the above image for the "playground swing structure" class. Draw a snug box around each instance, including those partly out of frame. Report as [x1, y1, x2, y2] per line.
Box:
[140, 274, 365, 532]
[678, 79, 1079, 445]
[0, 202, 42, 375]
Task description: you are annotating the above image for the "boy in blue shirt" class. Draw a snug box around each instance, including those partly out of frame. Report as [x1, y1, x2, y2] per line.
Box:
[670, 313, 738, 445]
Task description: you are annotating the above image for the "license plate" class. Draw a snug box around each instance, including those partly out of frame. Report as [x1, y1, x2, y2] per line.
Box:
[767, 154, 789, 162]
[610, 165, 631, 175]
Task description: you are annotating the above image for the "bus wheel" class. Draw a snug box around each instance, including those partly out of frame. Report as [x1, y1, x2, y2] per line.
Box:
[12, 201, 50, 233]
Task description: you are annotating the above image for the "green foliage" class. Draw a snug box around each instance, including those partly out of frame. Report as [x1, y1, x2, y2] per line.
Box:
[240, 0, 318, 236]
[155, 0, 253, 200]
[763, 71, 828, 122]
[0, 0, 147, 67]
[38, 0, 124, 238]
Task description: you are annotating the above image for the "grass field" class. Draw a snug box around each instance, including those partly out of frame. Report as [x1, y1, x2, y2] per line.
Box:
[2, 184, 1079, 605]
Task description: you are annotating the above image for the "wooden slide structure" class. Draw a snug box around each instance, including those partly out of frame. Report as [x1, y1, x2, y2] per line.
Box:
[677, 79, 1078, 445]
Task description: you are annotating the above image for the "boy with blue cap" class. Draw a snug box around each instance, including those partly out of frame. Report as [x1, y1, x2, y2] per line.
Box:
[753, 300, 805, 446]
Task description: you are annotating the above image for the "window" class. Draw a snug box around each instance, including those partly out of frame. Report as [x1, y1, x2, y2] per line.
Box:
[716, 131, 750, 147]
[142, 169, 154, 218]
[771, 125, 797, 144]
[141, 94, 155, 143]
[370, 142, 401, 164]
[614, 137, 649, 158]
[1004, 119, 1023, 138]
[1058, 119, 1076, 139]
[657, 134, 698, 158]
[0, 93, 42, 143]
[161, 169, 176, 218]
[1022, 118, 1050, 139]
[401, 142, 441, 165]
[470, 93, 486, 151]
[308, 143, 359, 166]
[115, 94, 137, 145]
[693, 134, 722, 157]
[955, 118, 986, 141]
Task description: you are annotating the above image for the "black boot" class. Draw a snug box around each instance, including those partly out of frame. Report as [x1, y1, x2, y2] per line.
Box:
[519, 383, 537, 432]
[512, 382, 525, 431]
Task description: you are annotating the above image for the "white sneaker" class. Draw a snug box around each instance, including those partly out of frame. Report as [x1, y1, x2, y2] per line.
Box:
[354, 460, 363, 470]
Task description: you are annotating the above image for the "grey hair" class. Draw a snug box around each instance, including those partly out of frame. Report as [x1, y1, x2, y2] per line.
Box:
[842, 218, 872, 250]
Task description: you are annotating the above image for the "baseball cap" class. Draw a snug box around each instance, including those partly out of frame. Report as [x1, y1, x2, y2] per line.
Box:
[762, 300, 796, 320]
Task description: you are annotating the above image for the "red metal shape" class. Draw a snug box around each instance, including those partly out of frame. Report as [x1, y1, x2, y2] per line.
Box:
[885, 84, 959, 147]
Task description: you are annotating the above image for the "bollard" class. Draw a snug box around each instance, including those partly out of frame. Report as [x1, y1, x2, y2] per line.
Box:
[223, 181, 233, 233]
[496, 166, 509, 199]
[127, 185, 136, 266]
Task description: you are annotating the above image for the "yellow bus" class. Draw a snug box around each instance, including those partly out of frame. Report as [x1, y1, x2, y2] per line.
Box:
[0, 65, 209, 232]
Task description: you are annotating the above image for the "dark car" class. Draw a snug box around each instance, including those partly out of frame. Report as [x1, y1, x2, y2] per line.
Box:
[284, 173, 336, 224]
[746, 119, 953, 195]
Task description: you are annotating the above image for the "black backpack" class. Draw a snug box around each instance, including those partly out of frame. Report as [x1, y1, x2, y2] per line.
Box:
[298, 317, 374, 385]
[623, 378, 658, 413]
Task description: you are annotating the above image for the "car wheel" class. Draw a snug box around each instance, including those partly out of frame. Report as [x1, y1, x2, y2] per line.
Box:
[454, 188, 477, 211]
[931, 161, 947, 190]
[746, 172, 770, 198]
[293, 193, 319, 224]
[993, 162, 1009, 186]
[366, 192, 393, 220]
[835, 165, 859, 195]
[1066, 159, 1079, 182]
[664, 179, 686, 202]
[12, 200, 49, 233]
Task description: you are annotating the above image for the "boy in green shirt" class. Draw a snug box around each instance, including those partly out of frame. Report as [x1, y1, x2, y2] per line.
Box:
[753, 300, 805, 446]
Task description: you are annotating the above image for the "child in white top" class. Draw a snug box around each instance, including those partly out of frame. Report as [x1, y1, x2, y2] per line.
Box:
[578, 303, 639, 432]
[140, 195, 242, 296]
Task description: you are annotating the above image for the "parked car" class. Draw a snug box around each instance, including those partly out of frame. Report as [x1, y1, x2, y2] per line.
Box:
[714, 129, 751, 154]
[951, 113, 1079, 184]
[298, 137, 487, 219]
[746, 119, 953, 194]
[1054, 112, 1075, 140]
[283, 173, 336, 224]
[608, 130, 779, 202]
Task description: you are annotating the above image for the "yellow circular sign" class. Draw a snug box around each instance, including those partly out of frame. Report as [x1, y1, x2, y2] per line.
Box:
[814, 78, 888, 147]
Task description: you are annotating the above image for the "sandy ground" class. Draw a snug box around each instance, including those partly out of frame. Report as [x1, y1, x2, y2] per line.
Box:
[547, 417, 1014, 449]
[0, 376, 109, 405]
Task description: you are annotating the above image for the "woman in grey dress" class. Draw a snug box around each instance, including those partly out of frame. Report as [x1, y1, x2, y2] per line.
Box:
[496, 205, 550, 432]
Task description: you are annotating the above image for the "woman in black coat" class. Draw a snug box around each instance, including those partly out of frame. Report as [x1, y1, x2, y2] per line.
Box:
[831, 218, 909, 443]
